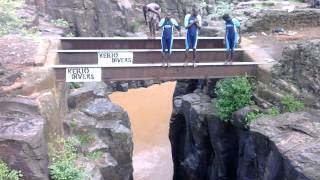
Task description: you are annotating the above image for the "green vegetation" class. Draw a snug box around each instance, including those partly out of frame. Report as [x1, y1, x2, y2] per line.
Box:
[266, 107, 280, 116]
[215, 77, 253, 121]
[86, 150, 104, 161]
[76, 134, 95, 145]
[0, 0, 40, 39]
[49, 138, 86, 180]
[244, 106, 280, 125]
[0, 160, 23, 180]
[214, 0, 232, 18]
[0, 0, 24, 36]
[68, 82, 80, 89]
[281, 95, 304, 112]
[129, 20, 143, 33]
[51, 18, 70, 28]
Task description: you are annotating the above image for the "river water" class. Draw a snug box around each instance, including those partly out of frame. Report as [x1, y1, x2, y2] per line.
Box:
[109, 81, 176, 180]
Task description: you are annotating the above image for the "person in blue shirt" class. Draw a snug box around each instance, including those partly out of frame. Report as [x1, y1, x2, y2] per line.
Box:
[222, 13, 241, 64]
[184, 6, 202, 67]
[159, 13, 181, 67]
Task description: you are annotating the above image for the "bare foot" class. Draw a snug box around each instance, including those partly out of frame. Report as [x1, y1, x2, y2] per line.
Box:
[193, 62, 197, 68]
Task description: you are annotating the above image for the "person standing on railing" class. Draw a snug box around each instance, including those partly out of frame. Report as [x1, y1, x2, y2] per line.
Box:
[184, 5, 202, 68]
[143, 3, 161, 39]
[159, 12, 181, 67]
[222, 13, 241, 64]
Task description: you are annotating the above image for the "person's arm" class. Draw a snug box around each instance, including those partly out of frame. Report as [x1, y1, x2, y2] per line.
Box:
[148, 7, 161, 20]
[158, 18, 165, 30]
[184, 14, 191, 29]
[233, 18, 241, 44]
[238, 26, 241, 44]
[195, 15, 202, 29]
[172, 18, 181, 35]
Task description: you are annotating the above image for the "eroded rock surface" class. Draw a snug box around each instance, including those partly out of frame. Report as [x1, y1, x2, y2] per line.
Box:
[0, 97, 49, 180]
[65, 82, 133, 180]
[170, 82, 320, 180]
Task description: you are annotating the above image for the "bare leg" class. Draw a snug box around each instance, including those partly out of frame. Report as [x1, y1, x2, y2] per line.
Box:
[162, 53, 166, 67]
[229, 50, 234, 64]
[184, 50, 189, 66]
[193, 48, 197, 68]
[167, 53, 170, 67]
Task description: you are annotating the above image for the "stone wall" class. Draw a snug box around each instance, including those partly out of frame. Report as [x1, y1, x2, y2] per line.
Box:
[244, 9, 320, 32]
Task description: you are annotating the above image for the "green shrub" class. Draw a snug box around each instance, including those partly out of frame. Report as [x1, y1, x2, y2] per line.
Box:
[215, 77, 253, 121]
[266, 107, 280, 116]
[86, 150, 104, 160]
[51, 18, 70, 28]
[245, 108, 263, 125]
[76, 134, 95, 145]
[68, 82, 80, 89]
[129, 20, 142, 33]
[281, 95, 304, 112]
[0, 0, 24, 36]
[0, 160, 23, 180]
[49, 138, 86, 180]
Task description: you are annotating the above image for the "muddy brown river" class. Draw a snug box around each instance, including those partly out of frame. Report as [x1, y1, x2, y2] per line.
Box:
[110, 81, 176, 180]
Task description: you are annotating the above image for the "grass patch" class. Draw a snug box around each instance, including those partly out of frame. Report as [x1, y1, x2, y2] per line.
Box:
[281, 95, 304, 112]
[0, 160, 23, 180]
[85, 150, 104, 161]
[49, 137, 87, 180]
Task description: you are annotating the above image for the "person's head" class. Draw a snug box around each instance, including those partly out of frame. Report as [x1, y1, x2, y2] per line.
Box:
[163, 10, 171, 21]
[222, 13, 231, 21]
[191, 5, 197, 16]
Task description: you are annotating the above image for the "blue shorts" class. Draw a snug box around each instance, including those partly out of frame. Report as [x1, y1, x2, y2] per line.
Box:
[185, 33, 198, 50]
[162, 37, 173, 54]
[226, 36, 237, 52]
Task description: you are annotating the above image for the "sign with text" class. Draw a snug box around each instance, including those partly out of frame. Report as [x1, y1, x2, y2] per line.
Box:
[66, 67, 101, 82]
[98, 51, 133, 66]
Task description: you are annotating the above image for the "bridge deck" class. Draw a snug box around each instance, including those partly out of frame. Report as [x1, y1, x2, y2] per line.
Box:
[53, 62, 260, 82]
[57, 37, 224, 50]
[51, 37, 265, 82]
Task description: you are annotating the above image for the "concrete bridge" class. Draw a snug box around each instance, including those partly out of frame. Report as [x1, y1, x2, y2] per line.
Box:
[50, 37, 271, 82]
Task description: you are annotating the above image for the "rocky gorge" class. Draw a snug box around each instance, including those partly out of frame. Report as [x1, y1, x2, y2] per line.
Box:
[169, 39, 320, 180]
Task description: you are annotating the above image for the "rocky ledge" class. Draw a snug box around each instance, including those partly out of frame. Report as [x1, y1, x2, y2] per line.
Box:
[170, 91, 320, 180]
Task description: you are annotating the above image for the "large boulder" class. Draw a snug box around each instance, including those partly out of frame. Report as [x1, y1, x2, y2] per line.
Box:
[238, 111, 320, 180]
[0, 97, 49, 180]
[46, 0, 133, 36]
[65, 83, 133, 180]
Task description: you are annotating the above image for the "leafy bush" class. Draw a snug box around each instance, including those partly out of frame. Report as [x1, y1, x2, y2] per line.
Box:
[76, 134, 95, 145]
[49, 138, 86, 180]
[0, 0, 24, 36]
[0, 160, 23, 180]
[266, 107, 280, 116]
[68, 82, 80, 89]
[215, 77, 253, 121]
[281, 95, 304, 112]
[86, 150, 104, 160]
[245, 108, 263, 125]
[51, 18, 70, 28]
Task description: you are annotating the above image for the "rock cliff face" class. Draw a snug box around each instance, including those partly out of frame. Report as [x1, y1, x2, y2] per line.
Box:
[258, 40, 320, 109]
[43, 0, 215, 36]
[244, 9, 320, 32]
[46, 0, 133, 36]
[169, 81, 320, 180]
[65, 82, 133, 180]
[0, 97, 49, 180]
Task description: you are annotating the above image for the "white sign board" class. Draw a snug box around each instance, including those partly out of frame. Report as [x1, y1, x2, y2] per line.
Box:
[98, 51, 133, 66]
[66, 67, 101, 82]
